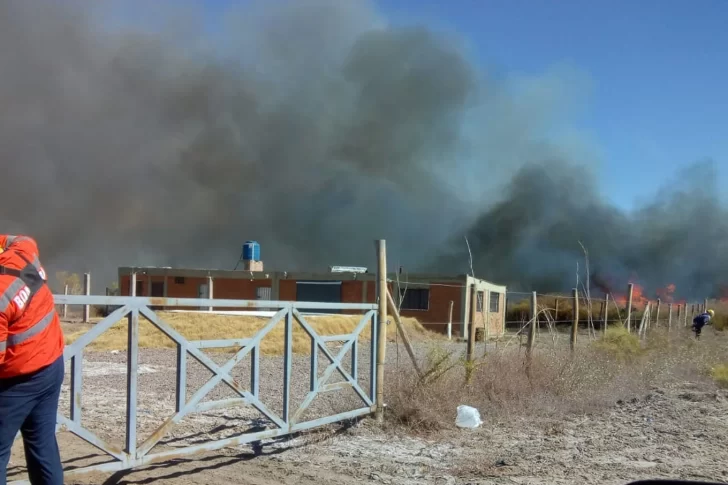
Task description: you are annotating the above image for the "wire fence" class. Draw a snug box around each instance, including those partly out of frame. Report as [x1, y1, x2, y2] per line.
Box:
[385, 277, 708, 347]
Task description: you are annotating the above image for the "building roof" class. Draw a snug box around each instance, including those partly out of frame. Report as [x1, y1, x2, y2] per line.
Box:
[117, 266, 506, 291]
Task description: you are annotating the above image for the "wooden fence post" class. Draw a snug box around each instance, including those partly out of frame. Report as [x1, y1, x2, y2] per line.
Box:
[677, 303, 682, 327]
[375, 240, 387, 423]
[207, 275, 214, 312]
[625, 283, 634, 332]
[638, 304, 650, 338]
[62, 284, 69, 320]
[684, 304, 689, 326]
[668, 303, 673, 331]
[603, 294, 609, 335]
[447, 300, 454, 340]
[483, 291, 490, 357]
[571, 288, 578, 352]
[83, 273, 91, 323]
[527, 291, 537, 362]
[654, 298, 661, 327]
[386, 290, 423, 379]
[705, 298, 709, 313]
[466, 283, 477, 381]
[645, 302, 651, 334]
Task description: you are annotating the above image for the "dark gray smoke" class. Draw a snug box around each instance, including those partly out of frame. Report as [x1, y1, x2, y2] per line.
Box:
[0, 0, 722, 299]
[0, 0, 480, 285]
[435, 158, 728, 300]
[0, 0, 575, 288]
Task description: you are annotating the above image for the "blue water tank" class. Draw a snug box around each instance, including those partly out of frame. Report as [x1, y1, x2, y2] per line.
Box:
[242, 241, 260, 261]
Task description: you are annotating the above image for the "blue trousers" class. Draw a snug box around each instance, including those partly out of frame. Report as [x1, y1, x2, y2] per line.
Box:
[0, 357, 64, 485]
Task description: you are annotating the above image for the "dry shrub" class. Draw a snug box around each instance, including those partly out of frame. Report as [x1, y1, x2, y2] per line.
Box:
[592, 325, 642, 361]
[385, 345, 464, 431]
[386, 326, 728, 432]
[386, 346, 635, 430]
[710, 364, 728, 387]
[711, 314, 728, 331]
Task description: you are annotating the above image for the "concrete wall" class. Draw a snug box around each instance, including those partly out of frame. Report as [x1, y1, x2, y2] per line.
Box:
[462, 276, 507, 339]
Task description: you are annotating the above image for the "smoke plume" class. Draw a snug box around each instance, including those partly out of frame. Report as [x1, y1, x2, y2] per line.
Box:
[435, 158, 728, 299]
[0, 0, 724, 299]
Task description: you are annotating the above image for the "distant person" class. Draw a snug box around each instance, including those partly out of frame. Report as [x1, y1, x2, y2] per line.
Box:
[0, 235, 64, 485]
[692, 309, 714, 339]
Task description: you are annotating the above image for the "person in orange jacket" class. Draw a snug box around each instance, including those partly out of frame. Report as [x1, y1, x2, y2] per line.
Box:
[0, 235, 64, 485]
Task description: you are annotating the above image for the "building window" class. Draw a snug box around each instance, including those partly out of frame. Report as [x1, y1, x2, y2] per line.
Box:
[489, 292, 500, 312]
[174, 277, 185, 284]
[256, 287, 271, 300]
[399, 288, 429, 311]
[476, 291, 484, 312]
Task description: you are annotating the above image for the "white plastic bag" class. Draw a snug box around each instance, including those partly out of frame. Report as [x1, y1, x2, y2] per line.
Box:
[455, 405, 482, 429]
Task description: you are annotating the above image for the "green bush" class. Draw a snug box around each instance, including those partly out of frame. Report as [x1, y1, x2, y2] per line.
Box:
[592, 325, 643, 361]
[712, 315, 728, 331]
[710, 364, 728, 387]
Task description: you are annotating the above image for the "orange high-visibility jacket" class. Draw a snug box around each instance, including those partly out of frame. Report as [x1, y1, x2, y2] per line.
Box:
[0, 235, 64, 378]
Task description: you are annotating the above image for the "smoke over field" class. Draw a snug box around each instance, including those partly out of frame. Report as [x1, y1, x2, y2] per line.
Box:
[0, 0, 724, 299]
[435, 159, 728, 299]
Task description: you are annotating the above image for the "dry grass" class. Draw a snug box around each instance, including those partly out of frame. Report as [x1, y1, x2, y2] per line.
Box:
[386, 326, 728, 431]
[64, 311, 437, 355]
[507, 295, 643, 329]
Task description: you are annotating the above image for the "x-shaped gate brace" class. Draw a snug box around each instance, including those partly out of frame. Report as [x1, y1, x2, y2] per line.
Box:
[133, 306, 289, 458]
[41, 298, 378, 474]
[291, 309, 374, 424]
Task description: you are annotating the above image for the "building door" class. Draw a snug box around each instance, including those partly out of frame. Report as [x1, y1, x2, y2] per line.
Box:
[256, 286, 272, 312]
[198, 283, 208, 310]
[295, 281, 342, 314]
[150, 282, 164, 310]
[151, 282, 164, 297]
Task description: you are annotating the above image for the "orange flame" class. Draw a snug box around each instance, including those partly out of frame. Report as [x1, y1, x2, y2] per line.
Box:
[631, 282, 649, 309]
[600, 273, 687, 309]
[612, 280, 648, 309]
[611, 280, 682, 310]
[655, 283, 676, 303]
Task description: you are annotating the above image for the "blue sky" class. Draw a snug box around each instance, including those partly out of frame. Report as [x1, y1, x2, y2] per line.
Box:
[201, 0, 727, 210]
[380, 0, 728, 209]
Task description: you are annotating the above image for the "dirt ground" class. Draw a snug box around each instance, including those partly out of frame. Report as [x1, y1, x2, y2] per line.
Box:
[8, 329, 728, 484]
[21, 383, 728, 485]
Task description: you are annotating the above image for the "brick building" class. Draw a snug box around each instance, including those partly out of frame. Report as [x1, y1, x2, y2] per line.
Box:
[117, 267, 506, 338]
